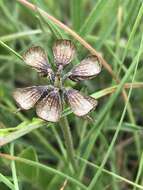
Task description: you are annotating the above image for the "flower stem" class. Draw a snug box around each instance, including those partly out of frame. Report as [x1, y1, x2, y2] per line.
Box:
[59, 116, 77, 173]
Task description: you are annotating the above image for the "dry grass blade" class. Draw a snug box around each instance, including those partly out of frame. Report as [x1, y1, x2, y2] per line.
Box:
[91, 82, 143, 99]
[60, 180, 68, 190]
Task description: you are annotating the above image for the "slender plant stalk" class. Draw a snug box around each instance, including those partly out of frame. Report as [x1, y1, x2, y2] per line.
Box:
[0, 173, 14, 189]
[10, 143, 19, 190]
[59, 116, 77, 173]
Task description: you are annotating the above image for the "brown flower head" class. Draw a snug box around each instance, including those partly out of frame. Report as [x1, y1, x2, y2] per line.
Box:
[13, 39, 101, 122]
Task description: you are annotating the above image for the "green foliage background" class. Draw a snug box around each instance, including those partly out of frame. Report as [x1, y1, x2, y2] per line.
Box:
[0, 0, 143, 189]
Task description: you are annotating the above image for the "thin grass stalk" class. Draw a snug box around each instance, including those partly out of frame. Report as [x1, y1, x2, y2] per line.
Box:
[59, 116, 77, 173]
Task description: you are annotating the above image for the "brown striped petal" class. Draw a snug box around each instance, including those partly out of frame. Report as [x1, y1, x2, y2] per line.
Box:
[68, 55, 101, 82]
[36, 88, 62, 122]
[53, 40, 75, 67]
[23, 46, 54, 78]
[13, 86, 49, 110]
[64, 88, 97, 116]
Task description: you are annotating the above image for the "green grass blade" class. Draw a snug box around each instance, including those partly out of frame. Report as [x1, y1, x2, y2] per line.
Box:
[88, 28, 143, 190]
[0, 154, 87, 190]
[79, 0, 108, 36]
[71, 0, 82, 31]
[0, 173, 14, 190]
[77, 156, 143, 190]
[133, 152, 143, 190]
[79, 34, 143, 182]
[0, 119, 46, 146]
[0, 40, 23, 60]
[10, 143, 19, 190]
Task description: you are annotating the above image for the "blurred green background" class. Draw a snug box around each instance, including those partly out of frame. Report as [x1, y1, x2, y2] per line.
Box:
[0, 0, 143, 190]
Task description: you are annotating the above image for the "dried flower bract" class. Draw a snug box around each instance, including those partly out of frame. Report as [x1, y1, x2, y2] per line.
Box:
[13, 39, 101, 122]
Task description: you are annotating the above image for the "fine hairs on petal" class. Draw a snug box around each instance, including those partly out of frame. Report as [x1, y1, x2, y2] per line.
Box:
[36, 88, 62, 122]
[13, 86, 49, 110]
[23, 46, 54, 78]
[53, 39, 76, 67]
[68, 55, 102, 82]
[64, 88, 97, 117]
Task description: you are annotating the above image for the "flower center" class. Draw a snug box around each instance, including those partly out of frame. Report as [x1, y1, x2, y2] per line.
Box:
[54, 65, 63, 89]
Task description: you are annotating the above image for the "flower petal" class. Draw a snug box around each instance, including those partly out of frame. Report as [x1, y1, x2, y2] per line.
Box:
[68, 55, 101, 82]
[23, 46, 54, 78]
[13, 86, 49, 110]
[36, 88, 62, 122]
[53, 39, 75, 67]
[64, 88, 97, 116]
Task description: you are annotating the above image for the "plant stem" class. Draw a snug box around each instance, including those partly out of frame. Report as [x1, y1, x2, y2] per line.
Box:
[10, 143, 19, 190]
[59, 116, 77, 173]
